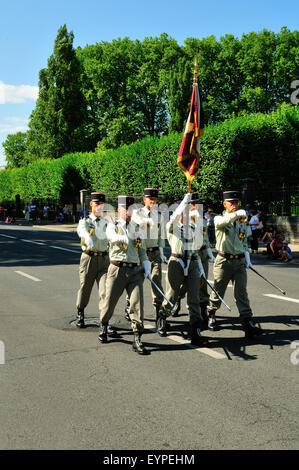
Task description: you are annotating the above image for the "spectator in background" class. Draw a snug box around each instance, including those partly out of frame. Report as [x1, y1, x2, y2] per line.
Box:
[43, 204, 50, 221]
[62, 204, 70, 222]
[0, 205, 5, 221]
[245, 203, 251, 216]
[248, 209, 260, 254]
[279, 240, 292, 262]
[261, 225, 277, 244]
[267, 233, 284, 259]
[206, 207, 216, 246]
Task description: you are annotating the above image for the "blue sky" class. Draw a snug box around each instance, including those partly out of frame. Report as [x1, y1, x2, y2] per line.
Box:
[0, 0, 298, 166]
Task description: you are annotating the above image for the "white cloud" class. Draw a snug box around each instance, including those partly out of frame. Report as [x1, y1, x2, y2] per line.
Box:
[0, 117, 29, 134]
[0, 81, 38, 104]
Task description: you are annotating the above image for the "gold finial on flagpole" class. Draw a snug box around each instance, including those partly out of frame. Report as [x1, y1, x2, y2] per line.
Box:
[193, 49, 198, 84]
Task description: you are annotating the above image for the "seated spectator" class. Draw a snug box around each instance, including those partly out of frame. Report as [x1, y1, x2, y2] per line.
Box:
[267, 234, 284, 259]
[279, 240, 292, 262]
[0, 205, 5, 221]
[5, 215, 15, 224]
[261, 225, 276, 243]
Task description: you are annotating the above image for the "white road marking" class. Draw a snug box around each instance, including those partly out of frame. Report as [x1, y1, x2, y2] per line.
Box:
[50, 245, 81, 253]
[143, 321, 226, 359]
[263, 294, 299, 304]
[0, 234, 17, 239]
[20, 239, 45, 245]
[15, 271, 41, 282]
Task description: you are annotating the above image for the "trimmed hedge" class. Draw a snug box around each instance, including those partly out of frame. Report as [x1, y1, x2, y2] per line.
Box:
[0, 104, 298, 205]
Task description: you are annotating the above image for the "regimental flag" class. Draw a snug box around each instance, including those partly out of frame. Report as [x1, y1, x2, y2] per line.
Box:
[177, 82, 204, 191]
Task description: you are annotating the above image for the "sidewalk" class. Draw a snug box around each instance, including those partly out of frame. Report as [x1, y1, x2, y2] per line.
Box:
[7, 218, 299, 258]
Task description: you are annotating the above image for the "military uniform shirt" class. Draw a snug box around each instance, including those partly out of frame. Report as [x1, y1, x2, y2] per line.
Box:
[214, 211, 251, 255]
[167, 213, 199, 259]
[106, 219, 148, 264]
[77, 214, 109, 252]
[132, 207, 165, 249]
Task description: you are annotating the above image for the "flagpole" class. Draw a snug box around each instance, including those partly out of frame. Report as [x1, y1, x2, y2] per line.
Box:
[187, 50, 198, 194]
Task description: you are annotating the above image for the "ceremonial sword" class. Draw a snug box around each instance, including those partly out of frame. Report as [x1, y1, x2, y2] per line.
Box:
[248, 266, 286, 295]
[147, 277, 174, 308]
[201, 274, 232, 312]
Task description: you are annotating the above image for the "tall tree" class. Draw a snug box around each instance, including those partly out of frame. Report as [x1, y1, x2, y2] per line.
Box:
[26, 25, 88, 160]
[2, 132, 28, 168]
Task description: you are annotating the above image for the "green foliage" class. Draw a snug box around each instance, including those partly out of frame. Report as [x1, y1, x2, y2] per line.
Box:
[25, 25, 88, 161]
[1, 104, 298, 207]
[2, 132, 28, 168]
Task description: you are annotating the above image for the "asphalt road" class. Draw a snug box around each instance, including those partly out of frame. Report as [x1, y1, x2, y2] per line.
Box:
[0, 223, 299, 450]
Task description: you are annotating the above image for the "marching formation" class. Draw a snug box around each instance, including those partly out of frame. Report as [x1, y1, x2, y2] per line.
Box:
[75, 188, 264, 355]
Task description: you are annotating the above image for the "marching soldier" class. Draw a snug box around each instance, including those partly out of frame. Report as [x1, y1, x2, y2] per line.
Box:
[207, 190, 264, 338]
[157, 193, 209, 347]
[75, 192, 111, 330]
[126, 187, 166, 323]
[171, 199, 215, 328]
[99, 195, 151, 355]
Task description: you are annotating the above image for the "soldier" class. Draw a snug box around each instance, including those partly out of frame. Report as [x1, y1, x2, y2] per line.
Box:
[75, 192, 112, 332]
[125, 187, 166, 323]
[207, 190, 264, 339]
[157, 193, 209, 347]
[99, 195, 151, 355]
[171, 199, 215, 329]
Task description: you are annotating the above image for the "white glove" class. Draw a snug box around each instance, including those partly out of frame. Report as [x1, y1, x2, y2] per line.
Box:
[173, 193, 192, 218]
[244, 251, 253, 268]
[159, 247, 167, 263]
[83, 234, 93, 250]
[142, 260, 152, 280]
[110, 234, 129, 245]
[207, 247, 215, 262]
[197, 258, 205, 278]
[236, 209, 246, 218]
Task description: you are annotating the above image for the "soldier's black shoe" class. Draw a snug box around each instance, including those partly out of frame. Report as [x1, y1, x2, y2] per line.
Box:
[190, 326, 209, 347]
[157, 308, 167, 337]
[98, 324, 108, 343]
[243, 318, 264, 339]
[207, 311, 218, 331]
[171, 299, 181, 317]
[107, 325, 119, 337]
[132, 333, 147, 355]
[75, 309, 85, 328]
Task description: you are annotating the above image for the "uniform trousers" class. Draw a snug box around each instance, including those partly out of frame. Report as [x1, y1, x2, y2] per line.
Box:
[207, 255, 252, 318]
[101, 264, 144, 333]
[199, 247, 209, 305]
[162, 258, 203, 327]
[147, 249, 163, 307]
[76, 252, 109, 312]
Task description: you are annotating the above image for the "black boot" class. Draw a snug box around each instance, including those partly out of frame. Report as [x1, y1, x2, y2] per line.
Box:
[200, 303, 208, 330]
[190, 325, 209, 347]
[132, 332, 147, 355]
[98, 323, 108, 343]
[156, 307, 168, 337]
[75, 309, 85, 328]
[207, 310, 217, 331]
[171, 298, 181, 317]
[243, 318, 264, 339]
[124, 300, 130, 321]
[107, 325, 119, 337]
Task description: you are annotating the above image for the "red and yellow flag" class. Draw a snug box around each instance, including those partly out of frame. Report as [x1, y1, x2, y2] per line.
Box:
[177, 81, 204, 192]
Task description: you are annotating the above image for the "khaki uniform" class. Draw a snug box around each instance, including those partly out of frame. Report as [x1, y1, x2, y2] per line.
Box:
[207, 211, 253, 318]
[132, 207, 166, 307]
[162, 212, 202, 327]
[76, 214, 109, 313]
[100, 219, 148, 333]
